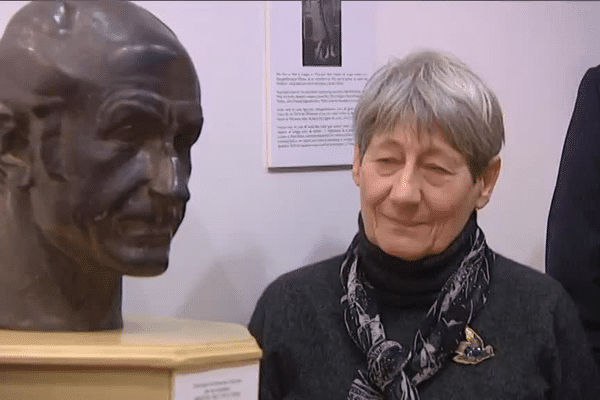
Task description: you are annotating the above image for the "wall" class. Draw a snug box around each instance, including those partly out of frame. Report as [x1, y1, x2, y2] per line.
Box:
[0, 1, 599, 326]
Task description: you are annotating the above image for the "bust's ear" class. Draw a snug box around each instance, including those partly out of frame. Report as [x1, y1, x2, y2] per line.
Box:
[0, 102, 31, 189]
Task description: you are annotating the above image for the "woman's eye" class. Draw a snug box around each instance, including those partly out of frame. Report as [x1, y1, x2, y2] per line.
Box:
[425, 164, 450, 173]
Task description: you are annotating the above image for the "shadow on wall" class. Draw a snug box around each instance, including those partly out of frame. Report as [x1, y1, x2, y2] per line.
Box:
[176, 243, 270, 326]
[527, 240, 545, 273]
[301, 231, 350, 267]
[175, 228, 351, 326]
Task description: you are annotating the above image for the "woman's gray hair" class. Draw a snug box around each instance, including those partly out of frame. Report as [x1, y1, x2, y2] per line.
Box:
[354, 49, 504, 179]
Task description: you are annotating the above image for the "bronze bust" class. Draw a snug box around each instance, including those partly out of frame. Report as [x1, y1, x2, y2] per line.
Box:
[0, 1, 203, 331]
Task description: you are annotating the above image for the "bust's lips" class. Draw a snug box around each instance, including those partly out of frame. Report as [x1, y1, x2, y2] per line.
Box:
[114, 219, 175, 246]
[113, 204, 182, 241]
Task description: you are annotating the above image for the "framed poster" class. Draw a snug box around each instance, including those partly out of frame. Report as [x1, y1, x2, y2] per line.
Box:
[265, 0, 375, 169]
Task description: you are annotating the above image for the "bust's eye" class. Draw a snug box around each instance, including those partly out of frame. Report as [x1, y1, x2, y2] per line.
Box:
[108, 124, 137, 143]
[103, 123, 148, 149]
[102, 114, 163, 145]
[174, 126, 201, 154]
[99, 103, 166, 142]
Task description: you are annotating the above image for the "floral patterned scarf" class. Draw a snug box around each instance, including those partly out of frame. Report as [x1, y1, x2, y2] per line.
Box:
[340, 221, 493, 399]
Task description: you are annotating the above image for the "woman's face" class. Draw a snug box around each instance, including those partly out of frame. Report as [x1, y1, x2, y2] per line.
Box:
[352, 123, 500, 260]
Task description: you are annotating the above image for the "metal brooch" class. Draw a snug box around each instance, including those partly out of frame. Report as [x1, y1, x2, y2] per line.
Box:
[453, 325, 495, 365]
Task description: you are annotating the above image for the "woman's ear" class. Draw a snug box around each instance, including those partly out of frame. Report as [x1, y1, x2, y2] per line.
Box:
[475, 156, 501, 210]
[0, 103, 32, 189]
[352, 144, 361, 186]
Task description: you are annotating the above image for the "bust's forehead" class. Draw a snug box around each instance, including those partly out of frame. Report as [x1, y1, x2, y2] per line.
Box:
[0, 1, 197, 103]
[2, 1, 179, 49]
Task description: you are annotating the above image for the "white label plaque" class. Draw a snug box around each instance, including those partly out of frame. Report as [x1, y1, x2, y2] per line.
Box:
[173, 362, 259, 400]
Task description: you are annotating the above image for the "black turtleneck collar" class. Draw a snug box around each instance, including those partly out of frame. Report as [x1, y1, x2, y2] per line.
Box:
[358, 212, 479, 307]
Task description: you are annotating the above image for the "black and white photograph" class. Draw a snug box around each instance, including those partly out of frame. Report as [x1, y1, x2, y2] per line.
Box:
[302, 0, 341, 66]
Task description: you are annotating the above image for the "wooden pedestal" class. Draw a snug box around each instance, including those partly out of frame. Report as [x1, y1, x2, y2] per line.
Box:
[0, 315, 262, 399]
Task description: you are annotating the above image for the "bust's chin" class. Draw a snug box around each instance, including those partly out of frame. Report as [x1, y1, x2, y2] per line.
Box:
[88, 234, 171, 277]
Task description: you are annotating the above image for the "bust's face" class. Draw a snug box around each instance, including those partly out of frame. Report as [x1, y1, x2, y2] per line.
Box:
[27, 49, 203, 276]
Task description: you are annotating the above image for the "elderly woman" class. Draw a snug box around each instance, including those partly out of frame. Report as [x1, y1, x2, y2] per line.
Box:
[249, 50, 600, 399]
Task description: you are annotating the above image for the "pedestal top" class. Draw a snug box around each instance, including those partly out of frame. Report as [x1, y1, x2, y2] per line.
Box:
[0, 315, 261, 369]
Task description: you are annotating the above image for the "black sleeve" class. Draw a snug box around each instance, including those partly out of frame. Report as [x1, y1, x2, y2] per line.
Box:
[546, 65, 600, 367]
[248, 287, 285, 400]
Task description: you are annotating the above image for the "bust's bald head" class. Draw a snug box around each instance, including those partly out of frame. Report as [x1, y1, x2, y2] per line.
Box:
[0, 1, 199, 112]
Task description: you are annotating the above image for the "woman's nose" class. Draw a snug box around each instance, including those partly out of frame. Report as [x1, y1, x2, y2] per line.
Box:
[389, 166, 421, 205]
